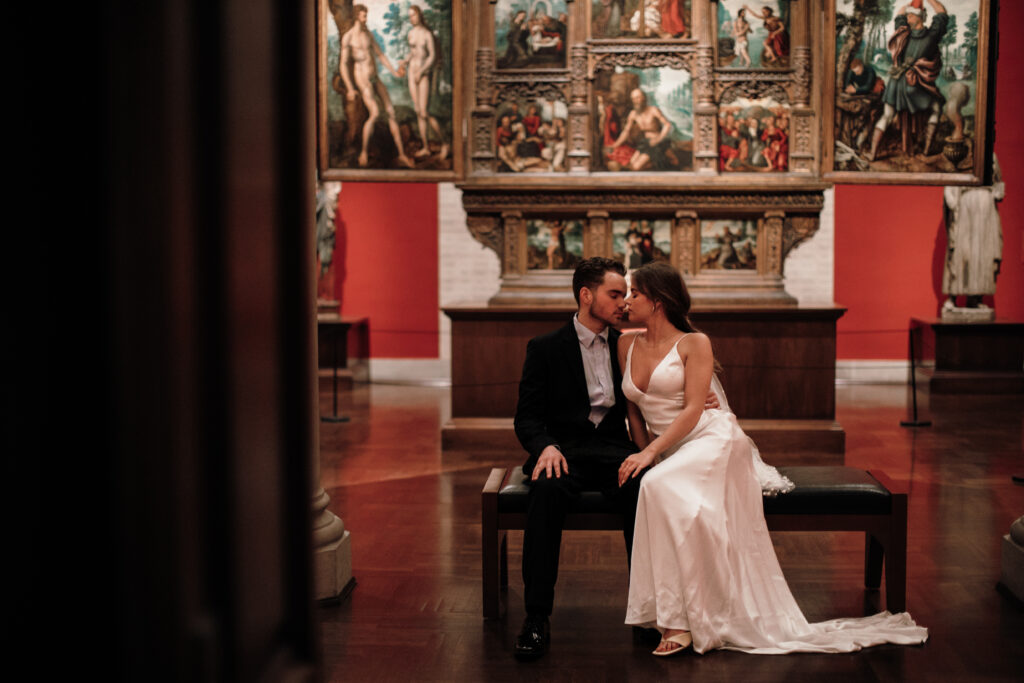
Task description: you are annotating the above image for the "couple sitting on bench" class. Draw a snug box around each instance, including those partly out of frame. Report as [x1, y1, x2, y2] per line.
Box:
[511, 258, 928, 660]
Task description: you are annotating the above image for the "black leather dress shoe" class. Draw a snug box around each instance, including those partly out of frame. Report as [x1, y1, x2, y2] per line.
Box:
[513, 615, 550, 661]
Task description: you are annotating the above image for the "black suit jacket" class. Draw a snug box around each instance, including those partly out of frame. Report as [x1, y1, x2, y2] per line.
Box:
[514, 320, 636, 476]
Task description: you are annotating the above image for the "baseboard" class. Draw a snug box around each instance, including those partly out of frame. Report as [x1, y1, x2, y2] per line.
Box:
[836, 360, 909, 384]
[367, 358, 451, 385]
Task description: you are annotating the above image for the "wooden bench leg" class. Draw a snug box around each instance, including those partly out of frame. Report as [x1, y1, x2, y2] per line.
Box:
[864, 532, 884, 590]
[886, 491, 908, 613]
[500, 532, 508, 588]
[482, 468, 507, 619]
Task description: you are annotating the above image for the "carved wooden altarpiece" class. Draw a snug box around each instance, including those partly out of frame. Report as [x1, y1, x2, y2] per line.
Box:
[460, 0, 823, 306]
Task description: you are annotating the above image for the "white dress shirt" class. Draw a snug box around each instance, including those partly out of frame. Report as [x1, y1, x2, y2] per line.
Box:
[573, 314, 616, 426]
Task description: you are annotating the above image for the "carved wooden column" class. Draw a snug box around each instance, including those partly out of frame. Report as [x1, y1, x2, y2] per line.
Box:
[692, 0, 717, 174]
[585, 210, 611, 258]
[470, 2, 496, 175]
[790, 2, 814, 173]
[568, 44, 591, 173]
[763, 210, 785, 277]
[674, 210, 699, 275]
[502, 211, 526, 276]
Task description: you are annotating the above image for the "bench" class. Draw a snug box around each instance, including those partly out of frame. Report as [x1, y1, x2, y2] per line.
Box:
[482, 465, 907, 619]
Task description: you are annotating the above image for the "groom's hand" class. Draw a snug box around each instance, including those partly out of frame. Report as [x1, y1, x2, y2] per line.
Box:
[533, 445, 569, 481]
[704, 391, 720, 410]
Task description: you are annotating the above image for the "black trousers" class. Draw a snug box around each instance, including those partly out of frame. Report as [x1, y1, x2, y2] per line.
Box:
[522, 452, 647, 617]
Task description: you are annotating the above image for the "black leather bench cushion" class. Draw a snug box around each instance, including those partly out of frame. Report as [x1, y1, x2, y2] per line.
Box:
[498, 465, 891, 515]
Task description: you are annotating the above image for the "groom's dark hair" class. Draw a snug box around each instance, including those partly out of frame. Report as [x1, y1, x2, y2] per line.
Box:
[572, 257, 626, 305]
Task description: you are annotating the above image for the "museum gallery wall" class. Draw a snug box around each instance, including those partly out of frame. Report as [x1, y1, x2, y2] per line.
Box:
[319, 1, 1019, 361]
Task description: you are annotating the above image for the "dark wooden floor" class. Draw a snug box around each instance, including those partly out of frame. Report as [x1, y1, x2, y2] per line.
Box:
[317, 383, 1024, 682]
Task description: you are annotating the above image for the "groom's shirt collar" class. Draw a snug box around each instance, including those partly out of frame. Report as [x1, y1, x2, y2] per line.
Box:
[573, 314, 609, 348]
[573, 314, 614, 425]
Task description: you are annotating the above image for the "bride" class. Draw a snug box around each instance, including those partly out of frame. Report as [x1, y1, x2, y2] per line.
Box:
[615, 262, 928, 656]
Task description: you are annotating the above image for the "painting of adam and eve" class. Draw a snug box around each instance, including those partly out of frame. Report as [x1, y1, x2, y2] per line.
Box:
[717, 1, 791, 68]
[591, 0, 691, 39]
[496, 0, 569, 69]
[833, 0, 983, 174]
[701, 220, 759, 270]
[322, 0, 453, 172]
[719, 98, 791, 172]
[593, 66, 693, 172]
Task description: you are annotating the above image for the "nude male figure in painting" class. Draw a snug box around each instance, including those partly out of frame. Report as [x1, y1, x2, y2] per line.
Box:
[609, 89, 675, 171]
[340, 4, 415, 169]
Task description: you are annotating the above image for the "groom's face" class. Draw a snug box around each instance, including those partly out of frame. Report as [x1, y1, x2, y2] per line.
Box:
[584, 271, 628, 327]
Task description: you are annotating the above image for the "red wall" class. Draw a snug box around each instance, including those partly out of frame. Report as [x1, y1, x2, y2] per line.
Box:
[335, 182, 438, 358]
[836, 2, 1024, 359]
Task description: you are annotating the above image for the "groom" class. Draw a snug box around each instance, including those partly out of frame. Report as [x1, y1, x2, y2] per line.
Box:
[512, 257, 647, 661]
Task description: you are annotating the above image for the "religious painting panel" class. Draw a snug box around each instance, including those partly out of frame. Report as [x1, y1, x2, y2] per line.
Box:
[716, 0, 791, 69]
[611, 218, 672, 270]
[718, 96, 791, 172]
[495, 96, 570, 173]
[526, 218, 584, 269]
[592, 66, 694, 172]
[495, 0, 570, 69]
[825, 0, 994, 184]
[317, 0, 460, 180]
[590, 0, 692, 40]
[700, 219, 759, 271]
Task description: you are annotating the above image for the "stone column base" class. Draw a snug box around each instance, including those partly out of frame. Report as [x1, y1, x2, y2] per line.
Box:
[312, 488, 354, 602]
[315, 527, 354, 603]
[999, 517, 1024, 603]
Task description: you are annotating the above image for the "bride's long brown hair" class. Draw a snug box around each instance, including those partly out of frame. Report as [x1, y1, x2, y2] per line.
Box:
[631, 262, 698, 334]
[632, 262, 722, 371]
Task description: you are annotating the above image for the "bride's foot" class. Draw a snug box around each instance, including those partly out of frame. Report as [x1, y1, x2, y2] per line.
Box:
[653, 628, 692, 656]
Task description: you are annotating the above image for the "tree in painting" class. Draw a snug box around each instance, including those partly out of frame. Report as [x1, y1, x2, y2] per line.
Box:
[701, 220, 758, 270]
[526, 220, 583, 269]
[834, 0, 981, 174]
[324, 0, 453, 171]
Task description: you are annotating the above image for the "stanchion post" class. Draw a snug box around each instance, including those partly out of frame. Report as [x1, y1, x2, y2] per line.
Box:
[900, 323, 931, 428]
[322, 321, 350, 423]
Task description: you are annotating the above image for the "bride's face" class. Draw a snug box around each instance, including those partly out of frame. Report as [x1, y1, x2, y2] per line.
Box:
[625, 287, 655, 323]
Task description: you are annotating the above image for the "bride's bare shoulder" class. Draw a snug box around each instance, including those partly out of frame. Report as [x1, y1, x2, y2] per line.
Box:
[677, 331, 712, 355]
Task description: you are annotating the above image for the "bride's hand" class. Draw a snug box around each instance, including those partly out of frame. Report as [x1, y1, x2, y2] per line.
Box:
[618, 450, 656, 487]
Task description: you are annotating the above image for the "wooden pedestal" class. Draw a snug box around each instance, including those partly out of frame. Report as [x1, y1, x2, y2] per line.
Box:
[443, 305, 846, 463]
[911, 317, 1024, 394]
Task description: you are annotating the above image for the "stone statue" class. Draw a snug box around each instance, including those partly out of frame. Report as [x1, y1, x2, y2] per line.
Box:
[941, 156, 1004, 321]
[316, 177, 342, 312]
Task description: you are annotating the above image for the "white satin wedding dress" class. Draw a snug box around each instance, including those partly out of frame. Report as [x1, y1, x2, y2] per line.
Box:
[622, 338, 928, 654]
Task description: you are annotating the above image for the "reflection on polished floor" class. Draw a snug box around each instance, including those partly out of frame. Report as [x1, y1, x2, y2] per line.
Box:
[317, 382, 1024, 681]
